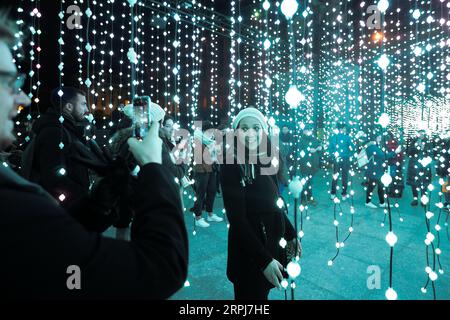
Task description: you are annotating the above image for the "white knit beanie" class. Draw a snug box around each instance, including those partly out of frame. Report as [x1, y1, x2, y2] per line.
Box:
[232, 107, 268, 134]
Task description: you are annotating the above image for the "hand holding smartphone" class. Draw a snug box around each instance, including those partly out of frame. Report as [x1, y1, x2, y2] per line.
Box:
[132, 96, 166, 138]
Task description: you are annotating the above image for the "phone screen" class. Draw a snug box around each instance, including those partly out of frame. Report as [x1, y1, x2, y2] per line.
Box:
[133, 96, 151, 138]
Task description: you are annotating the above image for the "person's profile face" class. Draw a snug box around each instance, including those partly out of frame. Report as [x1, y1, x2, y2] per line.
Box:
[163, 119, 174, 137]
[237, 117, 263, 151]
[0, 41, 31, 150]
[71, 94, 89, 122]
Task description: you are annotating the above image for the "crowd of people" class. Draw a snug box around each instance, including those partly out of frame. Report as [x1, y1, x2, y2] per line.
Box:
[1, 8, 450, 300]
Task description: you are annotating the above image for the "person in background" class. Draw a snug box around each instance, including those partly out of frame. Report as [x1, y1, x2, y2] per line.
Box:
[280, 124, 293, 181]
[406, 129, 432, 206]
[220, 107, 300, 300]
[364, 134, 401, 209]
[385, 131, 404, 198]
[191, 121, 223, 228]
[298, 123, 322, 206]
[328, 122, 355, 201]
[436, 129, 450, 210]
[0, 11, 188, 298]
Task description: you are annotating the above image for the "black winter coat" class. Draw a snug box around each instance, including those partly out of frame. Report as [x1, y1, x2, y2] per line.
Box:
[30, 108, 91, 208]
[406, 138, 432, 187]
[0, 163, 188, 299]
[220, 162, 296, 288]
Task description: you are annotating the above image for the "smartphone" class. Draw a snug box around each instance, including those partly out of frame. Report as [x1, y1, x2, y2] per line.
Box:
[133, 96, 152, 138]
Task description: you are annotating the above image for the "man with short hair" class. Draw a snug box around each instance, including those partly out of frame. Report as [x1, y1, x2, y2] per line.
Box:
[0, 10, 188, 299]
[26, 86, 91, 209]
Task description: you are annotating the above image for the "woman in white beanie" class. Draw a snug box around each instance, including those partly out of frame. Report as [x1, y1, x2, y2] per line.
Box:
[220, 107, 300, 300]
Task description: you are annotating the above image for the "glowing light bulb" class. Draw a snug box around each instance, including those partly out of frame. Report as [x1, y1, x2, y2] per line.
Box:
[378, 113, 390, 128]
[385, 287, 397, 300]
[377, 54, 390, 71]
[377, 0, 389, 13]
[279, 238, 287, 248]
[429, 272, 438, 281]
[381, 172, 392, 187]
[276, 197, 284, 208]
[263, 39, 271, 50]
[280, 0, 298, 19]
[285, 85, 304, 108]
[263, 0, 270, 11]
[420, 195, 429, 205]
[287, 261, 301, 279]
[184, 280, 190, 287]
[412, 9, 421, 20]
[385, 231, 398, 247]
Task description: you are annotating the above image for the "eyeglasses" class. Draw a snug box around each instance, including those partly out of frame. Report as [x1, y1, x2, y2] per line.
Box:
[0, 71, 26, 94]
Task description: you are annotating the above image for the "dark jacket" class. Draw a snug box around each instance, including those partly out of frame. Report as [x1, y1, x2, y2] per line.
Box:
[161, 136, 187, 180]
[30, 108, 91, 208]
[220, 161, 296, 288]
[328, 133, 355, 160]
[0, 163, 188, 299]
[436, 138, 450, 178]
[406, 138, 432, 187]
[365, 142, 396, 180]
[298, 134, 321, 176]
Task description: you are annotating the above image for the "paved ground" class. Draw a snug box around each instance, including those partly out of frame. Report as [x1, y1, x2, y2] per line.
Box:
[106, 169, 450, 300]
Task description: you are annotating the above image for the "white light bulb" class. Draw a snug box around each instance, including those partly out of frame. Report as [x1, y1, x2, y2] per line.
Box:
[413, 47, 422, 56]
[285, 85, 304, 108]
[426, 232, 434, 243]
[385, 231, 398, 247]
[385, 287, 397, 300]
[378, 113, 390, 128]
[381, 172, 392, 187]
[377, 0, 389, 13]
[265, 77, 272, 88]
[420, 195, 429, 205]
[412, 9, 420, 20]
[276, 197, 284, 208]
[280, 0, 299, 19]
[184, 280, 190, 287]
[263, 39, 271, 50]
[429, 272, 438, 281]
[327, 260, 333, 267]
[417, 83, 426, 93]
[377, 54, 390, 71]
[279, 238, 287, 248]
[287, 261, 301, 279]
[263, 0, 270, 11]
